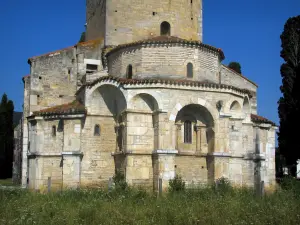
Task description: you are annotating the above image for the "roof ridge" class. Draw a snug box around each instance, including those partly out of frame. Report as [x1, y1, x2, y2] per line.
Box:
[222, 64, 258, 87]
[79, 76, 252, 96]
[251, 114, 276, 126]
[33, 100, 86, 116]
[106, 35, 225, 60]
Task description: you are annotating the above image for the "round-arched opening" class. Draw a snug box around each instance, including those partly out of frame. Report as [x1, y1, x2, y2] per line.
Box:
[187, 63, 193, 78]
[88, 84, 127, 119]
[129, 93, 159, 112]
[230, 101, 241, 112]
[175, 104, 215, 153]
[243, 97, 250, 113]
[160, 21, 171, 36]
[126, 64, 133, 79]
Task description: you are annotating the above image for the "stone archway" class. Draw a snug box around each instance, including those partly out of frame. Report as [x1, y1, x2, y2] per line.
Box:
[87, 84, 127, 118]
[172, 103, 215, 186]
[174, 104, 215, 155]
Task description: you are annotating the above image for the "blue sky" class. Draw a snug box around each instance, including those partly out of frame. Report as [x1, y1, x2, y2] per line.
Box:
[0, 0, 299, 129]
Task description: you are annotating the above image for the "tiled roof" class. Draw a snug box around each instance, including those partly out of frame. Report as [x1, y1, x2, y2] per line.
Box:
[80, 76, 253, 96]
[222, 65, 258, 87]
[251, 114, 276, 126]
[28, 38, 104, 62]
[33, 100, 86, 116]
[106, 36, 225, 60]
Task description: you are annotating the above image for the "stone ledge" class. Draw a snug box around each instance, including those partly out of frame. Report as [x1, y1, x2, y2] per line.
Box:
[208, 152, 232, 157]
[153, 150, 178, 154]
[243, 153, 266, 161]
[28, 151, 84, 158]
[62, 151, 83, 156]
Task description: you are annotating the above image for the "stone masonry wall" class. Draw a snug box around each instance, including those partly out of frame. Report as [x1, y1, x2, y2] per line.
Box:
[105, 0, 202, 45]
[108, 45, 220, 83]
[29, 47, 77, 113]
[125, 155, 153, 188]
[86, 0, 106, 41]
[80, 115, 116, 187]
[21, 76, 30, 187]
[175, 156, 207, 186]
[221, 65, 257, 114]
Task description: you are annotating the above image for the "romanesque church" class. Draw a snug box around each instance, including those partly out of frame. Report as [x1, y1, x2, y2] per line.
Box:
[17, 0, 277, 191]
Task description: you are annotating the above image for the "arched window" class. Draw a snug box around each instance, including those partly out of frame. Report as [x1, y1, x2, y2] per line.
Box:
[126, 65, 133, 79]
[187, 63, 193, 78]
[94, 124, 100, 136]
[52, 125, 56, 137]
[184, 120, 192, 143]
[160, 21, 171, 36]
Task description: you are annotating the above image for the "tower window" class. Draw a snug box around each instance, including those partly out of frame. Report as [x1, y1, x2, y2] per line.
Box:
[160, 21, 171, 36]
[86, 64, 98, 73]
[126, 65, 133, 79]
[52, 125, 56, 137]
[187, 63, 193, 78]
[184, 120, 192, 143]
[94, 124, 100, 136]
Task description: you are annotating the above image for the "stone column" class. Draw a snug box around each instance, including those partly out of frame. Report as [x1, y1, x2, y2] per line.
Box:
[153, 150, 178, 191]
[171, 124, 177, 150]
[114, 125, 119, 152]
[195, 125, 201, 154]
[175, 123, 182, 151]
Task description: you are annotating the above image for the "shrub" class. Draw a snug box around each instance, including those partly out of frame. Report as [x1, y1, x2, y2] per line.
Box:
[169, 175, 185, 192]
[214, 177, 232, 194]
[112, 170, 128, 191]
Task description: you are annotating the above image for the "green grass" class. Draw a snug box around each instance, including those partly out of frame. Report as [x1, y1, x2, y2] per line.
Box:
[1, 181, 300, 225]
[0, 178, 14, 186]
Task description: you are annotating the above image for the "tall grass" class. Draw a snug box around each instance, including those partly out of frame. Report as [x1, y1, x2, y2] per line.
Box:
[1, 178, 300, 225]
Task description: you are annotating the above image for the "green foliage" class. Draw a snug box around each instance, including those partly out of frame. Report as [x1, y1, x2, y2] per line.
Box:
[169, 175, 185, 192]
[1, 186, 300, 225]
[214, 177, 232, 194]
[0, 93, 14, 179]
[278, 15, 300, 169]
[228, 61, 242, 74]
[112, 170, 128, 191]
[279, 176, 300, 197]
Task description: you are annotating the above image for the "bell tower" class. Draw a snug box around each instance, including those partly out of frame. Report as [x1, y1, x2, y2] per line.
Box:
[86, 0, 203, 45]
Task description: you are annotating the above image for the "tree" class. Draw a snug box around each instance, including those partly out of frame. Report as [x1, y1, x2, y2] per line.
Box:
[0, 93, 14, 179]
[278, 16, 300, 175]
[228, 62, 242, 74]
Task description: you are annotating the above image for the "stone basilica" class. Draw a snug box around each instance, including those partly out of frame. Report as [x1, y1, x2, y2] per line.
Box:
[18, 0, 277, 191]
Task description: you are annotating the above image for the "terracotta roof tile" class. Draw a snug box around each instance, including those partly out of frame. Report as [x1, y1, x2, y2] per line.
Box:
[33, 100, 86, 116]
[106, 36, 225, 60]
[251, 114, 276, 126]
[78, 76, 253, 96]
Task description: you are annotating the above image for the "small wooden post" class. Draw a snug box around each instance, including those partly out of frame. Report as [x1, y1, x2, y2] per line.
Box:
[47, 177, 51, 193]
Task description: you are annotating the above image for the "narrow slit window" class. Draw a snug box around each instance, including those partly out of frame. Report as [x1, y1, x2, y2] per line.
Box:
[94, 124, 100, 136]
[126, 65, 133, 79]
[184, 121, 192, 143]
[187, 63, 193, 78]
[52, 125, 56, 137]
